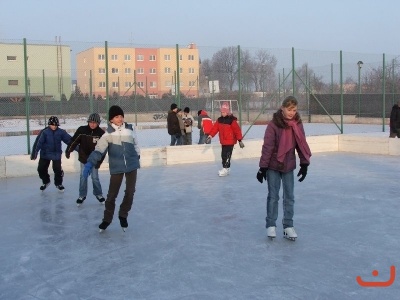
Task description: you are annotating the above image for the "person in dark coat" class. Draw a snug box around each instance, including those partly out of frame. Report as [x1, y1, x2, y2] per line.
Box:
[167, 103, 182, 146]
[389, 101, 400, 138]
[257, 96, 311, 241]
[65, 113, 106, 205]
[30, 116, 71, 191]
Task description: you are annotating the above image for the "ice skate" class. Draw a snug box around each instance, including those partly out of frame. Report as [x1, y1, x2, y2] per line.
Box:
[40, 182, 50, 191]
[267, 226, 276, 240]
[76, 196, 86, 206]
[96, 195, 106, 204]
[56, 185, 65, 192]
[283, 227, 297, 241]
[218, 168, 229, 177]
[98, 221, 110, 233]
[119, 216, 128, 232]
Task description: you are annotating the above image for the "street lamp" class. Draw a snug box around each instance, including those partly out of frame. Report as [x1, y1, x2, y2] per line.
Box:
[357, 61, 363, 118]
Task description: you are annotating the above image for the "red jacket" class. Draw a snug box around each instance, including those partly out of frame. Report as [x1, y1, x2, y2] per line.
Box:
[199, 110, 213, 135]
[209, 115, 243, 145]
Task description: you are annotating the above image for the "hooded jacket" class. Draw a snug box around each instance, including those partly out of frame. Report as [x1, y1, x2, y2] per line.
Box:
[197, 110, 213, 135]
[209, 114, 243, 146]
[259, 110, 309, 173]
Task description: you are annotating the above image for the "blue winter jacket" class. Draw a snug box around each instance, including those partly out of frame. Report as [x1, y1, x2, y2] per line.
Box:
[87, 122, 140, 174]
[31, 127, 71, 161]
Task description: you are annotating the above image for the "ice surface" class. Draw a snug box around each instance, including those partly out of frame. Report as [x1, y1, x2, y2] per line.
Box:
[1, 152, 399, 299]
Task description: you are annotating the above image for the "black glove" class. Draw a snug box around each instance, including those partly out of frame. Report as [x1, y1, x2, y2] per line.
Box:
[206, 136, 211, 144]
[65, 152, 70, 159]
[238, 140, 245, 148]
[138, 155, 141, 160]
[256, 167, 268, 183]
[297, 164, 308, 182]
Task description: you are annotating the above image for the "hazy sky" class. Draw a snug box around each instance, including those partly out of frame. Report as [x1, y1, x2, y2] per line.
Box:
[0, 0, 399, 55]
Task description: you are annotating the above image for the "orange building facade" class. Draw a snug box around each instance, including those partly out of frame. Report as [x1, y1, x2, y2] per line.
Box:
[76, 44, 199, 99]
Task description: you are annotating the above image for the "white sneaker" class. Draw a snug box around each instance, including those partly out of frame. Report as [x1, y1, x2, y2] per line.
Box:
[267, 226, 276, 238]
[284, 227, 297, 240]
[218, 168, 229, 177]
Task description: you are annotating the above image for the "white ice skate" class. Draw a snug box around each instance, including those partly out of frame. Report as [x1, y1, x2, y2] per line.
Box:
[283, 227, 297, 241]
[267, 226, 276, 240]
[218, 168, 230, 177]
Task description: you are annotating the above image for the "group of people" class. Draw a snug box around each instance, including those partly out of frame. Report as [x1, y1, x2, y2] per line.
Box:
[31, 96, 312, 240]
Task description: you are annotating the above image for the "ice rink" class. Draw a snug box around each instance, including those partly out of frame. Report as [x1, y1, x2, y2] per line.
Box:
[1, 152, 400, 299]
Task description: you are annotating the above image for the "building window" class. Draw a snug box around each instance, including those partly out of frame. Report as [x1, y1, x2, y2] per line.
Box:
[188, 54, 194, 60]
[112, 82, 119, 88]
[99, 68, 105, 74]
[137, 82, 144, 88]
[149, 94, 157, 99]
[164, 54, 171, 61]
[7, 56, 17, 61]
[137, 54, 144, 61]
[99, 81, 106, 88]
[137, 68, 144, 74]
[189, 68, 195, 74]
[125, 68, 131, 74]
[179, 54, 183, 60]
[180, 82, 184, 87]
[149, 55, 156, 61]
[124, 54, 131, 61]
[8, 80, 18, 85]
[149, 68, 156, 74]
[125, 82, 133, 88]
[164, 67, 171, 74]
[111, 54, 118, 61]
[179, 68, 183, 74]
[111, 68, 119, 74]
[189, 80, 196, 87]
[150, 82, 157, 88]
[98, 54, 105, 60]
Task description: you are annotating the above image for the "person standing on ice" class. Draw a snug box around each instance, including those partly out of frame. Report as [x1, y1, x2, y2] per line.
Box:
[257, 96, 311, 241]
[30, 116, 71, 192]
[207, 102, 244, 177]
[65, 113, 106, 206]
[83, 105, 140, 232]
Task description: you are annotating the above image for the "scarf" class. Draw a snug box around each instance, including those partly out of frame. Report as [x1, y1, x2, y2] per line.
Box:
[277, 119, 311, 164]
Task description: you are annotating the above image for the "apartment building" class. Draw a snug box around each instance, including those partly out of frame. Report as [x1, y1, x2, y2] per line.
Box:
[0, 42, 72, 101]
[76, 43, 199, 99]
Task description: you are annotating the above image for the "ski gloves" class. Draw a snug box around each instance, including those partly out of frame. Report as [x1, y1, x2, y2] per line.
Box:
[256, 167, 268, 183]
[297, 164, 308, 182]
[257, 164, 309, 183]
[238, 140, 245, 148]
[83, 162, 93, 179]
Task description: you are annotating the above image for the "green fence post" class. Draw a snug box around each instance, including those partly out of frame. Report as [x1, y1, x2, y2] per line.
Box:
[175, 44, 181, 107]
[89, 70, 93, 113]
[42, 69, 46, 125]
[23, 38, 31, 154]
[340, 50, 343, 134]
[237, 45, 242, 129]
[105, 41, 109, 119]
[382, 53, 386, 132]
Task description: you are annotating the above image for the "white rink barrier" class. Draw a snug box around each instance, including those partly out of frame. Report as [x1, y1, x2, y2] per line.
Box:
[1, 134, 399, 178]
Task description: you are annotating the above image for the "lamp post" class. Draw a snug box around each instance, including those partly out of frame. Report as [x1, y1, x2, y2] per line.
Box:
[357, 61, 363, 118]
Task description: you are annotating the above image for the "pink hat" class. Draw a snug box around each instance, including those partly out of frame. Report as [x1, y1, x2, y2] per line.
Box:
[220, 102, 230, 113]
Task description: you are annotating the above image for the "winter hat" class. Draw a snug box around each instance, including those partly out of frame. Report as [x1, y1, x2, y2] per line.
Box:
[48, 116, 59, 126]
[108, 105, 124, 121]
[170, 103, 178, 110]
[220, 102, 230, 113]
[87, 113, 101, 124]
[184, 107, 190, 113]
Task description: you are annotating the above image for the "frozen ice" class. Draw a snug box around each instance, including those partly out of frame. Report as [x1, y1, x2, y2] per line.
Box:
[1, 152, 400, 299]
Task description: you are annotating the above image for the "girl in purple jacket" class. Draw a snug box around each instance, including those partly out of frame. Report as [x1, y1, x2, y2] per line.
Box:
[257, 96, 311, 241]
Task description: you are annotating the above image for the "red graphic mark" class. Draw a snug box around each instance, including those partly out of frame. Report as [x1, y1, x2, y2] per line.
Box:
[356, 265, 396, 287]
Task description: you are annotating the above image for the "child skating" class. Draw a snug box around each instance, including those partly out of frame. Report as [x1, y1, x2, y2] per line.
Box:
[257, 96, 311, 241]
[83, 105, 140, 232]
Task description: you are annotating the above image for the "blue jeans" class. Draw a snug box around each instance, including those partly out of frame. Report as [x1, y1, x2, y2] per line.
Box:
[170, 134, 182, 146]
[79, 163, 102, 197]
[265, 169, 295, 229]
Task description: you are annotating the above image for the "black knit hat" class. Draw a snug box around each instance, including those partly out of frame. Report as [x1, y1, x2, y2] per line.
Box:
[170, 103, 178, 110]
[48, 116, 59, 126]
[108, 105, 124, 121]
[184, 107, 190, 113]
[87, 113, 101, 124]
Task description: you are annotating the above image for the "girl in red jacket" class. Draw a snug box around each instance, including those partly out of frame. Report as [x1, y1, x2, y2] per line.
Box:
[208, 102, 244, 177]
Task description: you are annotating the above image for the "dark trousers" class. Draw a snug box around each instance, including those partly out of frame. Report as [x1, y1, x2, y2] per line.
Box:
[37, 158, 63, 186]
[221, 145, 234, 168]
[103, 170, 137, 223]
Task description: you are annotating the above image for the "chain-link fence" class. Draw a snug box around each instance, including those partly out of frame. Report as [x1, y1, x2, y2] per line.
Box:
[1, 38, 399, 155]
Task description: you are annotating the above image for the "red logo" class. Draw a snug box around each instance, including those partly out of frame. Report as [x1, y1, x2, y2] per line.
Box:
[356, 266, 396, 287]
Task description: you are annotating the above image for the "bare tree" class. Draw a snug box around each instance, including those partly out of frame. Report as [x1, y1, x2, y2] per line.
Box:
[211, 46, 238, 91]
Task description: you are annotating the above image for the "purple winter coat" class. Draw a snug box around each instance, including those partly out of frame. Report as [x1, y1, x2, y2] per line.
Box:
[259, 112, 309, 173]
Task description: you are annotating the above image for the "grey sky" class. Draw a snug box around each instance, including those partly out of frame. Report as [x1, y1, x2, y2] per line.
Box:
[0, 0, 399, 55]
